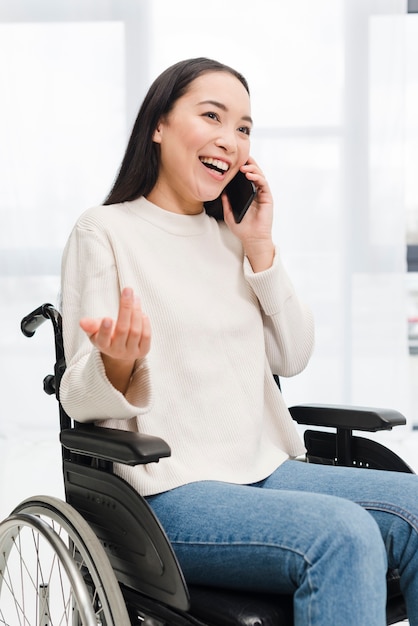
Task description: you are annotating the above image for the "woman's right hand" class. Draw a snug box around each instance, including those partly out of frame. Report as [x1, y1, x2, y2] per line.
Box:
[79, 287, 151, 394]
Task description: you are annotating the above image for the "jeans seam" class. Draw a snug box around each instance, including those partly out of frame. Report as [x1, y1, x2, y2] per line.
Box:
[358, 500, 418, 533]
[170, 539, 312, 564]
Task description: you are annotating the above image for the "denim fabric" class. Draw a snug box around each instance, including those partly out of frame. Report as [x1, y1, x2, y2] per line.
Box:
[146, 460, 418, 626]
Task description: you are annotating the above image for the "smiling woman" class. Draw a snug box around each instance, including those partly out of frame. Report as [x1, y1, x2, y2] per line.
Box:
[102, 58, 251, 205]
[59, 57, 418, 625]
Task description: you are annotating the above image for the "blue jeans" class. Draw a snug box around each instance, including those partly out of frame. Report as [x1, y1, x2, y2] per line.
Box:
[146, 460, 418, 626]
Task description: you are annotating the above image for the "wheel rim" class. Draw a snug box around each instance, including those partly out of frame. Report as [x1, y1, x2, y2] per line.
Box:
[5, 496, 130, 626]
[0, 513, 96, 626]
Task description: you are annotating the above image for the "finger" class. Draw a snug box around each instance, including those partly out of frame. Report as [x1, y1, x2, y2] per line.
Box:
[241, 154, 257, 168]
[240, 169, 271, 210]
[240, 157, 261, 176]
[241, 167, 265, 189]
[112, 287, 138, 349]
[124, 295, 146, 352]
[80, 316, 114, 350]
[94, 317, 114, 349]
[137, 314, 152, 359]
[118, 287, 136, 327]
[80, 317, 113, 344]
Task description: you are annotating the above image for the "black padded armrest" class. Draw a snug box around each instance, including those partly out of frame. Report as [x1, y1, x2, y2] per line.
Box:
[60, 424, 171, 466]
[289, 404, 406, 432]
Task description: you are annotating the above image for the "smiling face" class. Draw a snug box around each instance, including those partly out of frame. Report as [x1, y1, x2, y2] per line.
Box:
[147, 71, 252, 215]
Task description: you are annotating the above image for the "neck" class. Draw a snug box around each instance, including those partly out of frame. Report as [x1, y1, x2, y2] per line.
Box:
[146, 185, 203, 216]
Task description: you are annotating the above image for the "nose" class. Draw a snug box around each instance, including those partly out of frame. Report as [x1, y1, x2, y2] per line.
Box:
[214, 126, 238, 153]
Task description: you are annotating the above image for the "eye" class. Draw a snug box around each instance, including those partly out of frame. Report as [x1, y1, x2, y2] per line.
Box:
[203, 111, 220, 122]
[238, 125, 251, 136]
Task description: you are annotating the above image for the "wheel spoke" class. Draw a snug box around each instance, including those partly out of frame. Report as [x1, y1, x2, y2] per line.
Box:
[0, 497, 130, 625]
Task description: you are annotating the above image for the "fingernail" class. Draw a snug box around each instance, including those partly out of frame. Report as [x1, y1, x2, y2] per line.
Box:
[122, 287, 133, 299]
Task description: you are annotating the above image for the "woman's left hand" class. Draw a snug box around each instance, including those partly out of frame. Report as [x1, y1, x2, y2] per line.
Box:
[223, 156, 275, 272]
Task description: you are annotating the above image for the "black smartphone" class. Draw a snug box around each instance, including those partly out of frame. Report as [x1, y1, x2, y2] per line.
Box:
[204, 170, 257, 223]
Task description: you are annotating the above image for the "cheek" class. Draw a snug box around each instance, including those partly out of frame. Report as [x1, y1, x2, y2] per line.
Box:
[239, 141, 251, 164]
[185, 127, 210, 151]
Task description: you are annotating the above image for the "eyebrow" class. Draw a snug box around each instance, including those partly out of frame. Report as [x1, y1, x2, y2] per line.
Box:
[197, 99, 253, 126]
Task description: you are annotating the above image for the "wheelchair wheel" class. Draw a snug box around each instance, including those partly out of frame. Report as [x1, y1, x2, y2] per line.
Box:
[0, 495, 130, 625]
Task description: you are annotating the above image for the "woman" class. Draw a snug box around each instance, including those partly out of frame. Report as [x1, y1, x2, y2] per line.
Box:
[61, 58, 418, 625]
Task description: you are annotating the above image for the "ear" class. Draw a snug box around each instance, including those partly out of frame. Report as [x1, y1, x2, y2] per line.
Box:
[152, 122, 163, 144]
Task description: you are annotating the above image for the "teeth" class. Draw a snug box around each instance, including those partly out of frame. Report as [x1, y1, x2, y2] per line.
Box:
[200, 157, 229, 172]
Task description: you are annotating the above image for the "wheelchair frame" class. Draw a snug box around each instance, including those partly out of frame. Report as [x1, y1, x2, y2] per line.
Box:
[0, 303, 412, 625]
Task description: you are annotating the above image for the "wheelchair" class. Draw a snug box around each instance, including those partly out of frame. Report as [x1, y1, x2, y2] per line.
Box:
[0, 303, 413, 625]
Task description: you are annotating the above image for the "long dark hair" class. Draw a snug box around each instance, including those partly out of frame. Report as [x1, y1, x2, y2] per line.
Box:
[103, 58, 249, 205]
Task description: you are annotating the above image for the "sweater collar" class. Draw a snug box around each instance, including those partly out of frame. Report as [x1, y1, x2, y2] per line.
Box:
[128, 196, 210, 236]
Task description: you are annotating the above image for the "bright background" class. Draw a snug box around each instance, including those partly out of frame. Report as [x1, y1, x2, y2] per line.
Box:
[0, 0, 417, 550]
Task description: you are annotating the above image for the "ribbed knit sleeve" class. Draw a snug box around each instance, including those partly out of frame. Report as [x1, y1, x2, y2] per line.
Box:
[60, 211, 153, 422]
[243, 250, 314, 377]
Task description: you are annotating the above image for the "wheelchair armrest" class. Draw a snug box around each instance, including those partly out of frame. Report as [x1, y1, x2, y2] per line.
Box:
[289, 404, 406, 432]
[60, 424, 171, 466]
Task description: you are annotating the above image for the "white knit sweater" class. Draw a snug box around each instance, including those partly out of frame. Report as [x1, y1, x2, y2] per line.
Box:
[60, 197, 314, 496]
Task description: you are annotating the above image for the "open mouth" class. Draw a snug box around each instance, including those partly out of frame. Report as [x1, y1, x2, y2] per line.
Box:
[200, 157, 229, 174]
